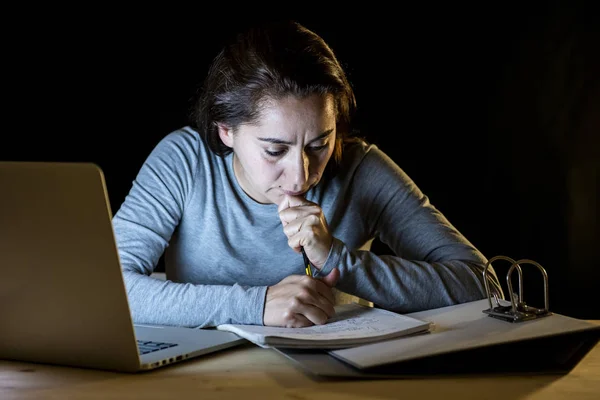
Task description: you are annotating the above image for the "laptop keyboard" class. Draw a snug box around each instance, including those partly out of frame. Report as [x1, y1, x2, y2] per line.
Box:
[137, 340, 179, 355]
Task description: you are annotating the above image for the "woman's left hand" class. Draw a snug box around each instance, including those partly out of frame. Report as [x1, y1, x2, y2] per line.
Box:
[278, 194, 333, 271]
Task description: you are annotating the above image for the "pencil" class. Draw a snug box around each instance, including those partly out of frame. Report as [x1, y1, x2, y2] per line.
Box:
[301, 247, 312, 276]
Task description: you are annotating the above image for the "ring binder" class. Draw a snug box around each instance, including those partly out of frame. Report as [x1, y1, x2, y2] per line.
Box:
[278, 259, 600, 379]
[483, 256, 552, 323]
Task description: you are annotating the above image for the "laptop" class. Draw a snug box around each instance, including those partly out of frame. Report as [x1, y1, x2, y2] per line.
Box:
[0, 161, 246, 372]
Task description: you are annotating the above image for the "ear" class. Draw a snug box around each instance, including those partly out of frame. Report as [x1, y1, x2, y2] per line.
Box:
[217, 122, 234, 148]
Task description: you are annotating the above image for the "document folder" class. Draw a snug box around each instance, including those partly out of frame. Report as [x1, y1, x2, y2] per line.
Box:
[275, 257, 600, 379]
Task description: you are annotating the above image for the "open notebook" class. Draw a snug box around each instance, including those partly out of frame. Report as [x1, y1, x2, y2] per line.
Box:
[216, 303, 432, 349]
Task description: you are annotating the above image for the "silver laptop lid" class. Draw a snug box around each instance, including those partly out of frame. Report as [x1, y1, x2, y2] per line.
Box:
[0, 162, 141, 372]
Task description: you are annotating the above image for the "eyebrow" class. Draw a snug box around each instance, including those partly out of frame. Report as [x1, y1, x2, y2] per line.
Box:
[257, 129, 334, 145]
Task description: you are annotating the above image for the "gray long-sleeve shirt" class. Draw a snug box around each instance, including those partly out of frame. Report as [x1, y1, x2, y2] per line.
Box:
[112, 126, 502, 328]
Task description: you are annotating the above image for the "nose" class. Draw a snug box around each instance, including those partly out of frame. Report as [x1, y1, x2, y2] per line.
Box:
[288, 150, 310, 190]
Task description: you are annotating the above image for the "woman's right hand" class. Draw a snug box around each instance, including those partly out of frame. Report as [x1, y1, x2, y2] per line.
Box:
[263, 268, 340, 327]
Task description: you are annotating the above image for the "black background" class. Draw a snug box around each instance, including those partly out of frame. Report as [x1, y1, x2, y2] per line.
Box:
[3, 2, 599, 318]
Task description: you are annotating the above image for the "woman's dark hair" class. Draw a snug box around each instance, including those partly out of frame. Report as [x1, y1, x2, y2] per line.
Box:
[190, 20, 359, 165]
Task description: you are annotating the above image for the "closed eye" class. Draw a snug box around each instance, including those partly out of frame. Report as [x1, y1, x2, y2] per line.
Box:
[308, 144, 328, 152]
[264, 142, 329, 158]
[265, 149, 286, 157]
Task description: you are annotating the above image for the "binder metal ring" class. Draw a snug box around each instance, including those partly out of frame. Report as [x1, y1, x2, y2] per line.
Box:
[483, 256, 552, 323]
[483, 255, 522, 309]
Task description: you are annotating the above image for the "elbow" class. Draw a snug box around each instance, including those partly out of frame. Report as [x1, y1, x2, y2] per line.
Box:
[465, 260, 504, 301]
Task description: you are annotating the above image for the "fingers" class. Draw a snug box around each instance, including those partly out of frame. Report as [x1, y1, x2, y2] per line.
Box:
[277, 194, 312, 213]
[281, 209, 324, 256]
[287, 275, 335, 313]
[278, 194, 318, 228]
[279, 204, 319, 228]
[299, 288, 335, 323]
[272, 306, 329, 328]
[282, 215, 319, 251]
[282, 214, 319, 236]
[264, 274, 337, 327]
[288, 301, 332, 327]
[294, 276, 335, 323]
[311, 277, 336, 305]
[284, 312, 313, 328]
[277, 195, 332, 270]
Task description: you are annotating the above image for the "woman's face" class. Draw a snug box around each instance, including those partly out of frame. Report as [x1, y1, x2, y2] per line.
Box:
[218, 94, 337, 205]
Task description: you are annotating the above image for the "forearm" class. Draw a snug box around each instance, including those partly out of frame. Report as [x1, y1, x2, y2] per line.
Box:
[123, 269, 267, 328]
[318, 238, 489, 313]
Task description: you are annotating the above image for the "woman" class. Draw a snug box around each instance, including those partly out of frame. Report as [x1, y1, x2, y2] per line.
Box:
[112, 20, 502, 328]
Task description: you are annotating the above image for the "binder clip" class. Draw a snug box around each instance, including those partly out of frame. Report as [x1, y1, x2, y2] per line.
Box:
[482, 255, 552, 323]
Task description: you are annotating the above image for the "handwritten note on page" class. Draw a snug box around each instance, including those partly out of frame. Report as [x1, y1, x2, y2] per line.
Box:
[216, 303, 432, 349]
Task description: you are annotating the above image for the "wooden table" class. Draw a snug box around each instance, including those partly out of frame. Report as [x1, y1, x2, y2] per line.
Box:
[2, 333, 600, 400]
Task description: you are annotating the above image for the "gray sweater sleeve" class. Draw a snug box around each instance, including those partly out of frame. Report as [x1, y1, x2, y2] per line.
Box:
[112, 132, 266, 328]
[317, 146, 503, 313]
